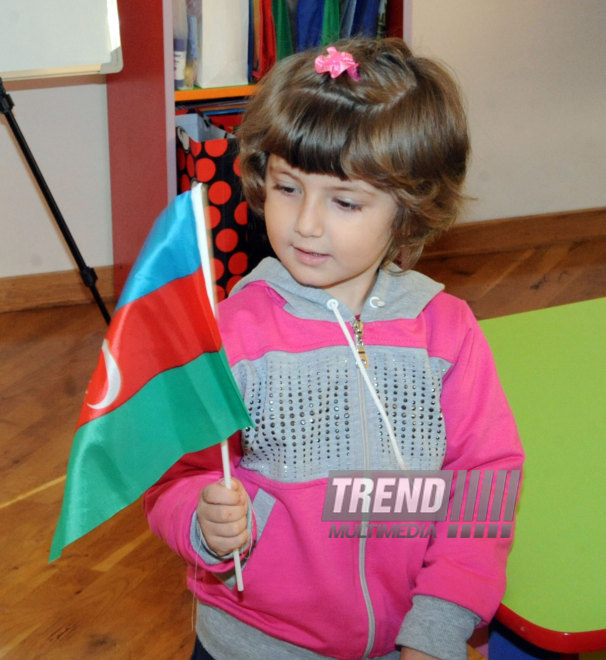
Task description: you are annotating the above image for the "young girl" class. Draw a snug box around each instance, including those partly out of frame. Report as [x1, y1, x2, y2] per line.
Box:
[145, 38, 523, 660]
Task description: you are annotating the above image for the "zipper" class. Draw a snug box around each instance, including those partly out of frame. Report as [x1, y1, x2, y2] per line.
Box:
[359, 523, 374, 658]
[326, 300, 394, 656]
[355, 318, 375, 657]
[325, 300, 407, 655]
[352, 318, 369, 368]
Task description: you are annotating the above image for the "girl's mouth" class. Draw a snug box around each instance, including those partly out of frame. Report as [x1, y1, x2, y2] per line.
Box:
[293, 246, 330, 265]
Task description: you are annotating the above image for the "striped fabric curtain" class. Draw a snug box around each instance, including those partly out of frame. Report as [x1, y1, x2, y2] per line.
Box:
[250, 0, 392, 80]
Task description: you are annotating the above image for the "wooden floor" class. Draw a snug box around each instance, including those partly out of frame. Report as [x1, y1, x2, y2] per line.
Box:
[1, 236, 605, 659]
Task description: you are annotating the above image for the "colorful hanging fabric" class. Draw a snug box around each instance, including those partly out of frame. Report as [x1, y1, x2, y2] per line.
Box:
[296, 0, 324, 49]
[352, 0, 381, 38]
[272, 0, 295, 59]
[297, 0, 341, 50]
[251, 0, 277, 80]
[320, 0, 340, 46]
[377, 0, 388, 37]
[340, 0, 357, 38]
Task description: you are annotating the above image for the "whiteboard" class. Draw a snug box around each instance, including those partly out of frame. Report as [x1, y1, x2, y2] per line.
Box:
[0, 0, 122, 80]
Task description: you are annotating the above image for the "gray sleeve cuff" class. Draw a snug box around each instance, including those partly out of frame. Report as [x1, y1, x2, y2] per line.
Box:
[396, 595, 481, 660]
[190, 498, 253, 566]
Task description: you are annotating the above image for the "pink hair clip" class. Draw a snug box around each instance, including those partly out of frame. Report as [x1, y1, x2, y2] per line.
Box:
[314, 47, 361, 81]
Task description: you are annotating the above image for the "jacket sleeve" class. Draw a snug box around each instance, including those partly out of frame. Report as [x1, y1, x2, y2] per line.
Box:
[397, 595, 480, 660]
[410, 297, 525, 625]
[143, 432, 250, 573]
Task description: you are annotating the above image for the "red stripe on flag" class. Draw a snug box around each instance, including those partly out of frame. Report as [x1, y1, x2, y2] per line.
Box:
[78, 269, 222, 428]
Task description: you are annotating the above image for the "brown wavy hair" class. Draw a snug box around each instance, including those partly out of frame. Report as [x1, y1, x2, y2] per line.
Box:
[237, 37, 470, 269]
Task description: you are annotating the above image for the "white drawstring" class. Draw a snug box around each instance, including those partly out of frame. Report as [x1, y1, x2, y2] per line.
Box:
[326, 299, 407, 470]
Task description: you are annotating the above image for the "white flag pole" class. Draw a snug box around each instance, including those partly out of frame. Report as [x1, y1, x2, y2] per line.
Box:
[191, 183, 244, 591]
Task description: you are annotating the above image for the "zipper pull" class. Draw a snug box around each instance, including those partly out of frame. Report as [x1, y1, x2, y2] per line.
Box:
[352, 318, 369, 368]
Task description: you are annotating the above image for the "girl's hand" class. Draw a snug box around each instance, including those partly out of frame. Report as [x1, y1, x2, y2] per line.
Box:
[196, 478, 249, 557]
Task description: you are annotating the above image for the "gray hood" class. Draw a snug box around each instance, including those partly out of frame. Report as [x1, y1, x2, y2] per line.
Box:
[230, 257, 444, 323]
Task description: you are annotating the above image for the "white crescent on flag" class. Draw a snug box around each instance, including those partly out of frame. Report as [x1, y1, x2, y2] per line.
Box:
[87, 339, 122, 410]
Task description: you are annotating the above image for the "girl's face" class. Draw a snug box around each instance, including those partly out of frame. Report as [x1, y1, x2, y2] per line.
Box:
[264, 155, 397, 315]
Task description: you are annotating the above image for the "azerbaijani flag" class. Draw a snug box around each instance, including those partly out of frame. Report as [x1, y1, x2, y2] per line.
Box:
[50, 187, 252, 561]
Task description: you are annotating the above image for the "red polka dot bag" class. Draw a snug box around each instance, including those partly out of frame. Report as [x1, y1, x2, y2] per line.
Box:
[176, 115, 272, 302]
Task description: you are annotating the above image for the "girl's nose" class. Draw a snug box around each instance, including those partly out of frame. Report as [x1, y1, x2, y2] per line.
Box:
[294, 196, 323, 237]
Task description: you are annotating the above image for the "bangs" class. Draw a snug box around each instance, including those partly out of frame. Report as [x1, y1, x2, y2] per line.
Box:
[258, 89, 360, 179]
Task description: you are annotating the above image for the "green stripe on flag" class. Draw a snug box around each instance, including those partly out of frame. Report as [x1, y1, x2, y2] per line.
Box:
[50, 349, 252, 561]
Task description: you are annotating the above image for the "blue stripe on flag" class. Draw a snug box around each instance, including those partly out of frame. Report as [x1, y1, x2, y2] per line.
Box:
[117, 192, 201, 310]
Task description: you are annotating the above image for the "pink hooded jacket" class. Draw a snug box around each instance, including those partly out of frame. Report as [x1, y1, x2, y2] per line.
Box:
[144, 258, 524, 659]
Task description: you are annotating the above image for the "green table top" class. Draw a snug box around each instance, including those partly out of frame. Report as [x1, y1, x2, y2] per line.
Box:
[480, 297, 606, 635]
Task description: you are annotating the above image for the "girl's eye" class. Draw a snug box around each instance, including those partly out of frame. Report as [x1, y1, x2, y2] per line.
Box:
[335, 198, 363, 212]
[274, 183, 298, 195]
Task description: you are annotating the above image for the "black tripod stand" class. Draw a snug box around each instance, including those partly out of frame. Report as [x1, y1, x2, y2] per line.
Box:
[0, 77, 111, 325]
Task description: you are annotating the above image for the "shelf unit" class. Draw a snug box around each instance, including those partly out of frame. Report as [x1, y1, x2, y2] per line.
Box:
[107, 0, 403, 296]
[106, 0, 257, 296]
[175, 85, 256, 104]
